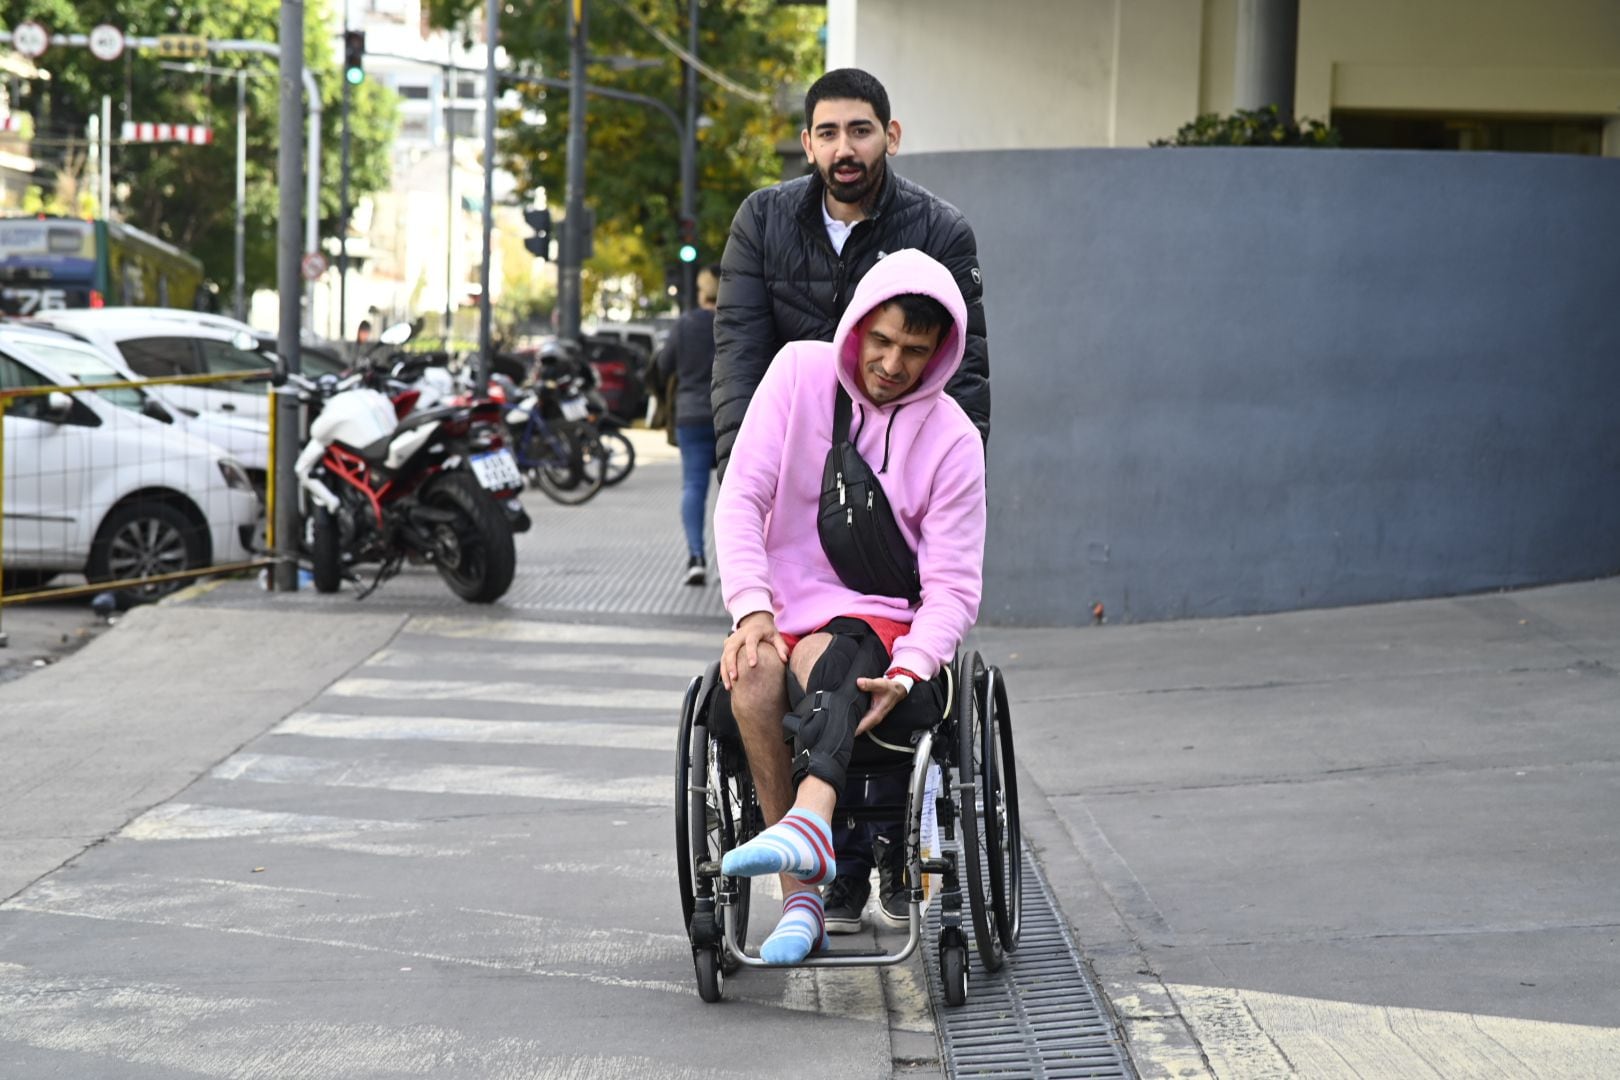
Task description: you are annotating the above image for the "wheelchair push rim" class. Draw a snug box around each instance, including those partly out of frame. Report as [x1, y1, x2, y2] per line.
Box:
[985, 666, 1023, 950]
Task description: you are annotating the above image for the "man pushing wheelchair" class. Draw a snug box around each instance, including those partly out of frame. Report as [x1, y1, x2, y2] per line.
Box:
[714, 248, 987, 964]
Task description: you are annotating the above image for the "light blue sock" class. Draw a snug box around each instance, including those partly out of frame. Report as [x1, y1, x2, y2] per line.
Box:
[760, 891, 828, 965]
[721, 808, 835, 885]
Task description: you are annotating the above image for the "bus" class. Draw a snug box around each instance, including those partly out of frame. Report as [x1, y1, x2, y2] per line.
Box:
[0, 216, 212, 316]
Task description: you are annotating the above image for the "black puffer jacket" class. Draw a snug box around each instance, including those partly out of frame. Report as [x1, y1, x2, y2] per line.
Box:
[711, 167, 989, 476]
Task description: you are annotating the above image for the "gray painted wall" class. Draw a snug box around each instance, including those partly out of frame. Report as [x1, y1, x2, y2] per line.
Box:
[901, 148, 1620, 625]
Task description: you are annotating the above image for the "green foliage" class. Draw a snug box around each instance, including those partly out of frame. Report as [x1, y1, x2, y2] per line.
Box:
[3, 0, 396, 292]
[426, 0, 822, 305]
[1151, 105, 1341, 148]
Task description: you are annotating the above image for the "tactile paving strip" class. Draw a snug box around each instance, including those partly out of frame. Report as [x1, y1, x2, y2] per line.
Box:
[924, 851, 1135, 1079]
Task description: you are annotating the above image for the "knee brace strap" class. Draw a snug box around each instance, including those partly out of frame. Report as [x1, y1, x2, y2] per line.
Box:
[781, 629, 890, 797]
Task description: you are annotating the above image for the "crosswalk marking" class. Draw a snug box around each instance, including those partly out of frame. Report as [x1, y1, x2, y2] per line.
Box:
[275, 712, 673, 751]
[367, 647, 701, 679]
[325, 676, 678, 711]
[406, 614, 722, 651]
[0, 966, 763, 1078]
[212, 751, 667, 806]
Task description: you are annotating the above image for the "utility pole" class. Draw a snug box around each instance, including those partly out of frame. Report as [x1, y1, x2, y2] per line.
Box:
[476, 0, 498, 389]
[558, 0, 587, 341]
[680, 0, 698, 312]
[274, 0, 305, 592]
[235, 71, 247, 321]
[339, 2, 354, 344]
[444, 31, 456, 340]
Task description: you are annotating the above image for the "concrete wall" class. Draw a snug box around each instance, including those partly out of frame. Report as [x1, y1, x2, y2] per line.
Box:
[827, 0, 1620, 153]
[899, 148, 1620, 624]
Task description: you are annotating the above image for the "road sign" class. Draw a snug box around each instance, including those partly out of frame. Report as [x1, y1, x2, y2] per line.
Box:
[88, 24, 125, 62]
[156, 34, 208, 59]
[301, 251, 329, 281]
[11, 21, 49, 59]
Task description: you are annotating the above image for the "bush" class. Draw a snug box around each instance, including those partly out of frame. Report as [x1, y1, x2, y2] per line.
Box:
[1151, 105, 1341, 148]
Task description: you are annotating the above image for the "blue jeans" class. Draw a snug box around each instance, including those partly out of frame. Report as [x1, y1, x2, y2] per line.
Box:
[675, 422, 716, 559]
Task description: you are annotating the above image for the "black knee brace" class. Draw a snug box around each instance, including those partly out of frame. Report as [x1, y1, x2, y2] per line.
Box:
[781, 625, 890, 798]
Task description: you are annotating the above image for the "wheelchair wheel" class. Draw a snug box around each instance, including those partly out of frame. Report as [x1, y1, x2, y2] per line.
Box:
[939, 927, 970, 1007]
[694, 946, 723, 1004]
[987, 669, 1023, 950]
[955, 652, 1005, 973]
[674, 675, 702, 934]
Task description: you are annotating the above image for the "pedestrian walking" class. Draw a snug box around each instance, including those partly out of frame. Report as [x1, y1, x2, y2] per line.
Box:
[711, 68, 991, 934]
[656, 265, 722, 586]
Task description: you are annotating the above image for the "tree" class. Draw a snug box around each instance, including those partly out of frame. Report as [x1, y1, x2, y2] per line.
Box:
[3, 0, 396, 293]
[426, 0, 822, 307]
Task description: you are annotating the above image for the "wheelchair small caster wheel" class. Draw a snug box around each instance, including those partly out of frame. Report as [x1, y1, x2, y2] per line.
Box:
[939, 929, 969, 1007]
[693, 946, 724, 1003]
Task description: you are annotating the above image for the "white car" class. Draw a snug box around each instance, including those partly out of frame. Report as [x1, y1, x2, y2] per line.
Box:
[0, 324, 259, 600]
[27, 307, 280, 476]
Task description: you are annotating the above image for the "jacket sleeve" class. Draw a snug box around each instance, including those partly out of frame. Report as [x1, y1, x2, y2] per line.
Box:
[888, 431, 987, 680]
[711, 194, 777, 482]
[931, 213, 991, 447]
[713, 345, 797, 626]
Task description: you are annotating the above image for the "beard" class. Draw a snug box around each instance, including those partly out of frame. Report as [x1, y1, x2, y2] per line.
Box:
[821, 155, 884, 208]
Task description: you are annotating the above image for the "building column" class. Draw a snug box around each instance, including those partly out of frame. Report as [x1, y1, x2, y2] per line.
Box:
[1233, 0, 1299, 117]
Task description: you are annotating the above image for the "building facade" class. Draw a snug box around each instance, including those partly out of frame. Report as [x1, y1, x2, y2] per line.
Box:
[826, 0, 1620, 156]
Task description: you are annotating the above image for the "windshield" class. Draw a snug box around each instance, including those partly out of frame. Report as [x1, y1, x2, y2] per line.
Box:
[5, 336, 144, 411]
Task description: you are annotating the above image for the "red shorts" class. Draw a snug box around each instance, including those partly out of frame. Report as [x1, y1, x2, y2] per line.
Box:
[781, 615, 910, 658]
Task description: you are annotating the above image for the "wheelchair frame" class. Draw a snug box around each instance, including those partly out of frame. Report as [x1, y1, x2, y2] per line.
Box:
[674, 649, 1022, 1006]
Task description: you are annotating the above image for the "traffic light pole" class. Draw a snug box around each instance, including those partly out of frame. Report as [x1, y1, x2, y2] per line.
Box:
[476, 0, 498, 390]
[339, 70, 352, 344]
[679, 0, 698, 311]
[558, 0, 588, 342]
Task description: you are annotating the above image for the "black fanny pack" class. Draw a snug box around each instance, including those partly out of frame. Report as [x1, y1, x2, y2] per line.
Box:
[817, 386, 921, 603]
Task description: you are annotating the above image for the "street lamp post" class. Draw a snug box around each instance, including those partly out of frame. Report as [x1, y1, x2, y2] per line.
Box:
[558, 0, 588, 341]
[680, 0, 698, 312]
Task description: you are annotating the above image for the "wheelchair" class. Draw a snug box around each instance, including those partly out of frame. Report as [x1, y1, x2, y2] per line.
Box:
[674, 649, 1022, 1006]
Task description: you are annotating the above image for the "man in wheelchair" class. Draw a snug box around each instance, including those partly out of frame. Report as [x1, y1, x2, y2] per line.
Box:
[712, 248, 987, 964]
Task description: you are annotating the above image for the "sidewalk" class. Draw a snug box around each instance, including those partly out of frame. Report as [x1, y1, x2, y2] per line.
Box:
[980, 576, 1620, 1078]
[4, 430, 1616, 1076]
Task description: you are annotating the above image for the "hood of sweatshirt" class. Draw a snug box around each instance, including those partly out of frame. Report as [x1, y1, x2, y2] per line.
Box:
[831, 248, 967, 410]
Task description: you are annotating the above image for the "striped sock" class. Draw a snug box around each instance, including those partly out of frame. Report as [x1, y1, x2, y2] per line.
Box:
[721, 808, 836, 885]
[760, 891, 828, 965]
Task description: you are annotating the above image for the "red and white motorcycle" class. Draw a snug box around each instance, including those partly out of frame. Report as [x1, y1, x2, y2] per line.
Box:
[289, 327, 521, 602]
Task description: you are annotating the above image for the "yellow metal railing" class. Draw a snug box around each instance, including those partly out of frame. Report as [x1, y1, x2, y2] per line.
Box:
[0, 370, 279, 614]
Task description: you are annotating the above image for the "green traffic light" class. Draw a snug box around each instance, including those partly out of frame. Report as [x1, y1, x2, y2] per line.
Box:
[345, 67, 364, 86]
[678, 244, 697, 264]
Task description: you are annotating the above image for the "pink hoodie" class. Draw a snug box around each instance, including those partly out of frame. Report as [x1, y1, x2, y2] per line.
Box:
[715, 248, 987, 680]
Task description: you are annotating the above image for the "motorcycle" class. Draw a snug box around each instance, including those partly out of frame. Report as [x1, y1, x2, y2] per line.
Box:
[288, 325, 520, 602]
[501, 348, 611, 506]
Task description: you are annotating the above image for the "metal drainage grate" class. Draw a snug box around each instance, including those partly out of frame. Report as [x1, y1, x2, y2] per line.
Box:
[925, 851, 1135, 1079]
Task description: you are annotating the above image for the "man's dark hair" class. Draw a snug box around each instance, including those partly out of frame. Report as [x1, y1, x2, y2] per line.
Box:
[885, 293, 951, 341]
[804, 68, 891, 130]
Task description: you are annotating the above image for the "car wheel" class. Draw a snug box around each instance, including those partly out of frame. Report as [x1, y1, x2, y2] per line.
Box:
[88, 499, 207, 605]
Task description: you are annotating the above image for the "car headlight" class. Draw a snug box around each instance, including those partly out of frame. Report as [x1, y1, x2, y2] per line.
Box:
[218, 458, 254, 492]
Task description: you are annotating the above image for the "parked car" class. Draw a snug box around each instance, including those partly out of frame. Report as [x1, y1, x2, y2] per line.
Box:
[0, 323, 259, 601]
[581, 335, 651, 423]
[30, 308, 281, 425]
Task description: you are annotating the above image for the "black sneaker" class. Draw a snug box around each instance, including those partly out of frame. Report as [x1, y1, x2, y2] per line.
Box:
[876, 841, 909, 928]
[821, 873, 870, 934]
[683, 555, 706, 586]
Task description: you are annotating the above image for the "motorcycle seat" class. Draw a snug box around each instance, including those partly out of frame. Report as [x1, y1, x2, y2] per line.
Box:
[335, 432, 396, 466]
[395, 404, 460, 433]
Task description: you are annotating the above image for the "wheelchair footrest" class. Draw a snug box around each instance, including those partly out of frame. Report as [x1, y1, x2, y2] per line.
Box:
[812, 946, 892, 959]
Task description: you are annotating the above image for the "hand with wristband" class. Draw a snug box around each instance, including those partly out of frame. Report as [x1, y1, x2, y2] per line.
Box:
[854, 666, 919, 735]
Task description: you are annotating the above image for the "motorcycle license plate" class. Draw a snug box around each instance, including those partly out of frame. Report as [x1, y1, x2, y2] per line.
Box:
[470, 449, 524, 491]
[559, 395, 590, 421]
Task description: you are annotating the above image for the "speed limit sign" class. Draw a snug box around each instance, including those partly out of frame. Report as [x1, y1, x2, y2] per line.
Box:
[88, 24, 125, 62]
[11, 21, 50, 59]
